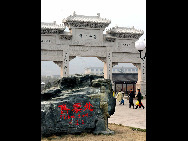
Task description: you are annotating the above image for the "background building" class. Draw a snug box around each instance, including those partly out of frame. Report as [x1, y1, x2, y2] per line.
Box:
[85, 67, 138, 94]
[112, 73, 138, 95]
[84, 67, 138, 75]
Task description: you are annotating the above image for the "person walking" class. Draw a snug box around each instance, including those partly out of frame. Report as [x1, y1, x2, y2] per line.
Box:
[128, 89, 135, 109]
[116, 90, 123, 105]
[112, 89, 115, 98]
[135, 89, 145, 109]
[121, 89, 125, 97]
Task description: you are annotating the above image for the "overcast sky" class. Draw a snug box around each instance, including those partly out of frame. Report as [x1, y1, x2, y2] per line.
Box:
[41, 0, 146, 76]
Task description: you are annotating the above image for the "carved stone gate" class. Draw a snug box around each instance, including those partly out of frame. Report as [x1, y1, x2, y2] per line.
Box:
[41, 12, 146, 95]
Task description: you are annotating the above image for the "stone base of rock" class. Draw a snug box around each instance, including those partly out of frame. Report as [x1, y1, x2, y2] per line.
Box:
[93, 129, 115, 135]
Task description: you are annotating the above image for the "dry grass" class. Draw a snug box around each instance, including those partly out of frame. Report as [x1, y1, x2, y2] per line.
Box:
[41, 123, 146, 141]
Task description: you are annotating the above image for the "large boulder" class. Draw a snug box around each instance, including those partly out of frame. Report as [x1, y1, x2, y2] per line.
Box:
[41, 74, 116, 137]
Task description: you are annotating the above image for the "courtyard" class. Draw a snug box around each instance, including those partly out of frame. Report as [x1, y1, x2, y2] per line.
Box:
[109, 98, 146, 129]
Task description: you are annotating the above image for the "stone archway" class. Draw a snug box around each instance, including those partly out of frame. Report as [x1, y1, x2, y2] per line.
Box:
[41, 12, 146, 95]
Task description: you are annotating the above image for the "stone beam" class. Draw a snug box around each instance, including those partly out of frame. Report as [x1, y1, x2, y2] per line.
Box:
[41, 50, 64, 61]
[69, 46, 106, 57]
[112, 52, 141, 63]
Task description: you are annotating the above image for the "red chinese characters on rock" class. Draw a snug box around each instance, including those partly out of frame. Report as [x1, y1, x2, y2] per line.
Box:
[58, 102, 94, 125]
[83, 102, 94, 112]
[72, 103, 82, 113]
[58, 104, 70, 114]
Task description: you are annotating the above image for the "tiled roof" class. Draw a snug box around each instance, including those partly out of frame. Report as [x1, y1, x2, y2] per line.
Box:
[106, 26, 144, 34]
[106, 26, 144, 39]
[41, 22, 65, 30]
[41, 22, 65, 34]
[63, 15, 111, 24]
[63, 12, 111, 28]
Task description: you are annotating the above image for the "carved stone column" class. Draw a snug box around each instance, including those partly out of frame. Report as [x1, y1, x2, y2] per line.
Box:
[54, 45, 70, 78]
[133, 61, 146, 96]
[111, 62, 118, 91]
[97, 55, 113, 89]
[104, 49, 112, 81]
[62, 50, 69, 77]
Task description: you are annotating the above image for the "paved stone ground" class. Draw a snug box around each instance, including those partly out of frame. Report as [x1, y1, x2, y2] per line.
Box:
[108, 97, 146, 129]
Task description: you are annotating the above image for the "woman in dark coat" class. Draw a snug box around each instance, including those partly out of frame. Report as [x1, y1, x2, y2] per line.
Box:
[129, 89, 135, 109]
[135, 89, 145, 109]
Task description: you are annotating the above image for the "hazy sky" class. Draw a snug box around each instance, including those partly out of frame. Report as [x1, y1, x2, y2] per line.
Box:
[41, 0, 146, 76]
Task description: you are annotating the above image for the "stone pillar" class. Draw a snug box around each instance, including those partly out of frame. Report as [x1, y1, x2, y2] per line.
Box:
[133, 61, 146, 96]
[60, 63, 63, 78]
[54, 45, 69, 78]
[62, 50, 69, 77]
[111, 62, 118, 91]
[104, 51, 112, 80]
[97, 54, 113, 89]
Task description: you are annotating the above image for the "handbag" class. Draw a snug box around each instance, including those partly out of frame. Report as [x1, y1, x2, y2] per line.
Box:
[136, 100, 139, 106]
[139, 102, 142, 106]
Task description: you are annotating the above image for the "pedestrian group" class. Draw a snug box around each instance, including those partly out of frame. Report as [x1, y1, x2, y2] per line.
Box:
[114, 88, 145, 109]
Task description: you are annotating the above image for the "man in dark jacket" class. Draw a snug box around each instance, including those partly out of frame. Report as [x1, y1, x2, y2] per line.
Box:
[129, 89, 135, 109]
[135, 89, 145, 109]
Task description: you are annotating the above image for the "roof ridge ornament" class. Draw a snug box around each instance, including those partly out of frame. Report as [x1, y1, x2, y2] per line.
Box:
[73, 11, 76, 16]
[97, 13, 100, 17]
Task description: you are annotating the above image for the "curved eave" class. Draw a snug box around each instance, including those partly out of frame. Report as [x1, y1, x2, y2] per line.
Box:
[41, 27, 65, 30]
[63, 21, 110, 29]
[41, 28, 65, 34]
[106, 27, 144, 38]
[41, 22, 65, 30]
[63, 15, 111, 24]
[106, 32, 143, 39]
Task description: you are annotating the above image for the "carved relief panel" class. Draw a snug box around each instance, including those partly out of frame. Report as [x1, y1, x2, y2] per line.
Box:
[116, 39, 137, 53]
[41, 35, 57, 50]
[72, 28, 103, 46]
